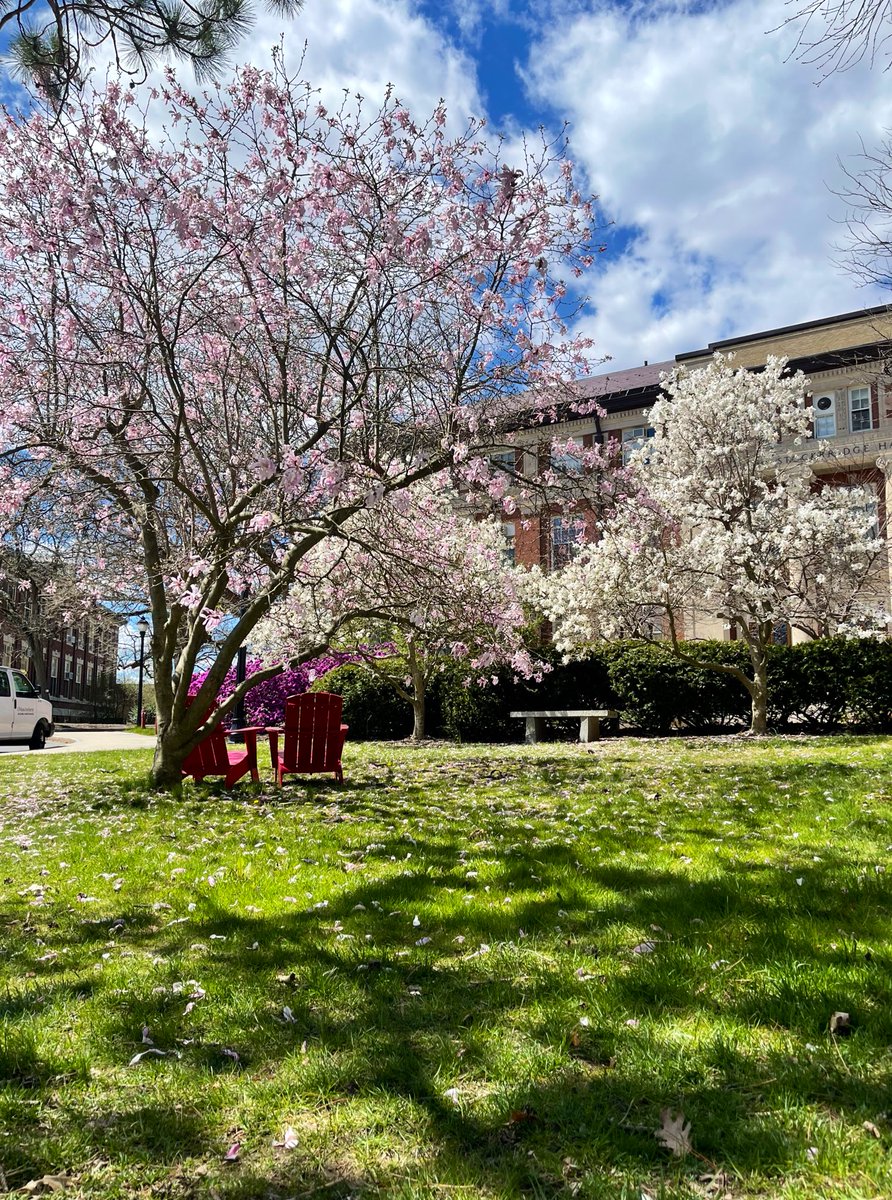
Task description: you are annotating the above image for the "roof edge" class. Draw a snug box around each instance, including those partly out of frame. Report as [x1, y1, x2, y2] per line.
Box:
[675, 304, 892, 361]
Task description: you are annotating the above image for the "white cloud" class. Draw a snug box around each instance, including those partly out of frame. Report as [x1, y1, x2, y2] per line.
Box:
[79, 0, 485, 136]
[522, 0, 891, 368]
[242, 0, 484, 126]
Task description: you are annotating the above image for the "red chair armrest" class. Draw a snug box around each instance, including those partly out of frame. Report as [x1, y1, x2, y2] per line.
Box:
[266, 727, 282, 764]
[233, 728, 260, 761]
[231, 726, 266, 734]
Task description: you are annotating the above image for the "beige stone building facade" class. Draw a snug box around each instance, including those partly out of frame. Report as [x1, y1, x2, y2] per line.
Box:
[505, 305, 892, 639]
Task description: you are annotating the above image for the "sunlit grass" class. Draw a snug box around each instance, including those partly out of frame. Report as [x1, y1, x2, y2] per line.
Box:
[0, 736, 890, 1198]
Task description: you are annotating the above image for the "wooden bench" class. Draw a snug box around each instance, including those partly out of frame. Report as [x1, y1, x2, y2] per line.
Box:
[510, 709, 620, 744]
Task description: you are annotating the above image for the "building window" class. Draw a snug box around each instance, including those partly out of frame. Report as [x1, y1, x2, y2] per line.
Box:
[841, 484, 880, 539]
[501, 522, 516, 565]
[849, 386, 872, 433]
[489, 449, 516, 473]
[550, 441, 584, 474]
[771, 621, 790, 646]
[622, 426, 655, 465]
[551, 515, 585, 569]
[812, 393, 837, 439]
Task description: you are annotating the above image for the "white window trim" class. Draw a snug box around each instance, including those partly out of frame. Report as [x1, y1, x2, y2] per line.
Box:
[848, 386, 872, 434]
[813, 412, 836, 440]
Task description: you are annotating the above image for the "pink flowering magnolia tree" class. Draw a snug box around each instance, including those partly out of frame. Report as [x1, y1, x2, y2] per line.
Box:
[530, 355, 887, 734]
[252, 478, 542, 740]
[0, 62, 601, 786]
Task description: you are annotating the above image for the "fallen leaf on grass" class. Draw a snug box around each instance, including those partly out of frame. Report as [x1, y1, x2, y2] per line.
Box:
[129, 1048, 167, 1066]
[508, 1107, 537, 1124]
[696, 1171, 731, 1198]
[19, 1173, 71, 1194]
[273, 1126, 298, 1150]
[656, 1108, 692, 1157]
[829, 1011, 851, 1036]
[863, 1120, 882, 1138]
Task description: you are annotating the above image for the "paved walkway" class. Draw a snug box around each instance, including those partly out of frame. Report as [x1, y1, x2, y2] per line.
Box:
[0, 727, 156, 756]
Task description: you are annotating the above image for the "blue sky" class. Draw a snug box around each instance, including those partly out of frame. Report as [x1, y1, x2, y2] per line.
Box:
[3, 0, 891, 369]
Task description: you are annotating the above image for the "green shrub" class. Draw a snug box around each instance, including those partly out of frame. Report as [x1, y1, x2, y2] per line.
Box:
[767, 639, 846, 729]
[314, 664, 412, 740]
[764, 637, 892, 731]
[843, 637, 892, 728]
[601, 641, 750, 733]
[433, 650, 616, 742]
[318, 637, 892, 741]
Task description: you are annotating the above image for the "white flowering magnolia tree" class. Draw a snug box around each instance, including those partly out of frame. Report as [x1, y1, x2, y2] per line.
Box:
[0, 63, 602, 786]
[533, 354, 886, 734]
[252, 479, 539, 740]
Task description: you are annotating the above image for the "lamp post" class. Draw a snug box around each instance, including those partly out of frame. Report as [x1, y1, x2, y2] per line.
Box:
[136, 616, 150, 728]
[233, 590, 248, 740]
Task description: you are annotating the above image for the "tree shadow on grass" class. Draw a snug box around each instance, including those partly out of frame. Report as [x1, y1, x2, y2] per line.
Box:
[4, 745, 892, 1195]
[33, 843, 885, 1193]
[0, 1102, 212, 1190]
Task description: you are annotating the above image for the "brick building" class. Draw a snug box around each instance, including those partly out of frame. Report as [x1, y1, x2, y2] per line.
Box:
[0, 574, 121, 714]
[502, 305, 892, 637]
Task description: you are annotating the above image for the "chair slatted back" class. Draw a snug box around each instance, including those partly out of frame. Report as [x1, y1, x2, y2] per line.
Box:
[181, 705, 231, 778]
[282, 692, 344, 774]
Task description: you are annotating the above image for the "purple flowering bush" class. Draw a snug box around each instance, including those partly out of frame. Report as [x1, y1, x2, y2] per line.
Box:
[188, 650, 359, 726]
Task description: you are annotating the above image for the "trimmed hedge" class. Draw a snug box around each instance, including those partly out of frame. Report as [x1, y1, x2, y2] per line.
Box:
[314, 664, 414, 740]
[318, 637, 892, 740]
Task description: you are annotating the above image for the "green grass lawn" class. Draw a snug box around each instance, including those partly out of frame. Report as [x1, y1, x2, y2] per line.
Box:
[0, 737, 890, 1199]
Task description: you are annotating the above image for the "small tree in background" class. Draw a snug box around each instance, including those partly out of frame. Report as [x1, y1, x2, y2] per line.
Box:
[531, 354, 886, 734]
[253, 480, 541, 740]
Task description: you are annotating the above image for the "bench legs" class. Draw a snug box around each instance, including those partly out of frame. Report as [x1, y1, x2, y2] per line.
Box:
[579, 715, 601, 743]
[524, 716, 545, 744]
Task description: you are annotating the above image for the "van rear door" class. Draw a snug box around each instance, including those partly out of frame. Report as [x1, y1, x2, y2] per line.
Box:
[0, 670, 14, 737]
[10, 670, 39, 738]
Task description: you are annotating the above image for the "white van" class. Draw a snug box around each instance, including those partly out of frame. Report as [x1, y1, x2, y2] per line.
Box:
[0, 666, 54, 749]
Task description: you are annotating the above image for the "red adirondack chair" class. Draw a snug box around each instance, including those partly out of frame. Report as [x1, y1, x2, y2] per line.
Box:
[181, 711, 263, 788]
[267, 692, 349, 786]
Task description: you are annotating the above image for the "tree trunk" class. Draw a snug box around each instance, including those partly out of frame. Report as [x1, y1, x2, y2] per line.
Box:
[749, 642, 769, 735]
[408, 642, 426, 740]
[411, 687, 426, 741]
[149, 681, 193, 789]
[26, 631, 48, 693]
[150, 732, 189, 790]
